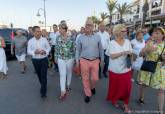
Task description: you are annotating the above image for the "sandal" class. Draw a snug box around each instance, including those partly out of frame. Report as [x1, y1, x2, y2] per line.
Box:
[59, 93, 67, 101]
[66, 87, 71, 92]
[122, 105, 132, 114]
[138, 98, 145, 105]
[113, 103, 120, 108]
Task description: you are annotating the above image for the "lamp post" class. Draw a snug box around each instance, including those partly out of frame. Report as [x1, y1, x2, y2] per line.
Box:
[37, 0, 46, 29]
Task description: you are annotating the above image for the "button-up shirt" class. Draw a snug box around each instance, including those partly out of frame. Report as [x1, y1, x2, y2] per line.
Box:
[97, 31, 110, 50]
[49, 31, 60, 45]
[55, 35, 76, 60]
[76, 33, 104, 63]
[27, 37, 51, 59]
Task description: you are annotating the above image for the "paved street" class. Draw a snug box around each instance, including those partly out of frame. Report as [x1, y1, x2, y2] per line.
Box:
[0, 58, 163, 114]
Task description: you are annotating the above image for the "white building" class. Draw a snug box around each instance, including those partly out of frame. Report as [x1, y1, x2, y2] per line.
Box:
[111, 0, 165, 27]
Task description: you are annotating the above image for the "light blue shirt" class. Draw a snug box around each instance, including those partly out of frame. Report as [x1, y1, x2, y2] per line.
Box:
[143, 33, 150, 42]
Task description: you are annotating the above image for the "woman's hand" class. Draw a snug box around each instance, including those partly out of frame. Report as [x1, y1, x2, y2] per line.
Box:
[123, 51, 132, 56]
[146, 46, 157, 52]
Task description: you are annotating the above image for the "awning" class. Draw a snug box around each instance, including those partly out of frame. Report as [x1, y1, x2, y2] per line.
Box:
[145, 20, 160, 25]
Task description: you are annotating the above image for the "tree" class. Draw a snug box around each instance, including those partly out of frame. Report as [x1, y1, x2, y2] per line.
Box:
[91, 16, 100, 30]
[106, 0, 117, 25]
[100, 12, 109, 22]
[141, 0, 149, 28]
[115, 2, 132, 24]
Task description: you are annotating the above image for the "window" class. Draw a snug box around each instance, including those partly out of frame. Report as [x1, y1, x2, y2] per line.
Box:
[151, 10, 161, 16]
[152, 0, 162, 8]
[136, 5, 140, 14]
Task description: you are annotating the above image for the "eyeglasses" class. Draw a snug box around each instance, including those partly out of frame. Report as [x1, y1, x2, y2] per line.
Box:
[121, 30, 127, 32]
[85, 24, 93, 27]
[59, 27, 67, 30]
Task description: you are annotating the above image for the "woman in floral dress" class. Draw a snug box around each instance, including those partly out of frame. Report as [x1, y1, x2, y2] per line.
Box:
[138, 27, 165, 114]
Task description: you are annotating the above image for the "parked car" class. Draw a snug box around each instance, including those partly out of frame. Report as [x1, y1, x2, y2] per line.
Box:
[0, 28, 28, 60]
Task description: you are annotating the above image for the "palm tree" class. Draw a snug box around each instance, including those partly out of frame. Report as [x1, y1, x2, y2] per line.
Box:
[91, 16, 100, 30]
[100, 12, 109, 22]
[106, 0, 117, 25]
[115, 2, 132, 24]
[141, 0, 149, 28]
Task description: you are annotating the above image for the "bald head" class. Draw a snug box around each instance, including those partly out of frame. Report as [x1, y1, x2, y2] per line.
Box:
[99, 22, 106, 32]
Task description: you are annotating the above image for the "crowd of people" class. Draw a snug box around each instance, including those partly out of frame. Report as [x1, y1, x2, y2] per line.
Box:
[0, 17, 165, 114]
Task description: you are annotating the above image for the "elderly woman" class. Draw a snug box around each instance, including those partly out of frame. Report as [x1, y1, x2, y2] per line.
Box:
[106, 24, 132, 113]
[54, 22, 75, 101]
[138, 27, 165, 114]
[0, 36, 8, 80]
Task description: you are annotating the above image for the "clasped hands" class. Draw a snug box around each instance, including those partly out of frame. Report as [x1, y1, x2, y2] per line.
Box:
[35, 49, 46, 55]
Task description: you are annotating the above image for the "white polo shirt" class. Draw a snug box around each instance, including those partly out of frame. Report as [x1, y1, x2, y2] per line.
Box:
[49, 31, 60, 45]
[97, 31, 110, 50]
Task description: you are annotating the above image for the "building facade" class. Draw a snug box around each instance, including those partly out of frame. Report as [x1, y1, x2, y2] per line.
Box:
[111, 0, 165, 27]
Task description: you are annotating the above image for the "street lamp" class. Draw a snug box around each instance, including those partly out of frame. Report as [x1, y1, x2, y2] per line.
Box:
[36, 0, 46, 29]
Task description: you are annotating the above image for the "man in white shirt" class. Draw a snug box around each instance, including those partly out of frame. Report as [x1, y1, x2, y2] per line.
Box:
[28, 26, 51, 98]
[49, 24, 59, 72]
[97, 22, 110, 78]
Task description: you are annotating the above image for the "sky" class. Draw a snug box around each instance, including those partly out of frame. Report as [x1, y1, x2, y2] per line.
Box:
[0, 0, 132, 30]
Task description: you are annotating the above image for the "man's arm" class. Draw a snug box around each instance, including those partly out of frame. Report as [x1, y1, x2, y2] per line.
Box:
[27, 40, 35, 56]
[44, 39, 51, 56]
[98, 36, 104, 63]
[75, 37, 81, 65]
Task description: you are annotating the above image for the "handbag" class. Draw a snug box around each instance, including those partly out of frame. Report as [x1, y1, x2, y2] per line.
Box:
[73, 64, 81, 76]
[140, 60, 157, 73]
[126, 54, 132, 68]
[140, 42, 165, 73]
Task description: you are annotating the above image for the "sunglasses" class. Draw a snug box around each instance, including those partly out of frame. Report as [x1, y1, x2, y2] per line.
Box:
[86, 24, 93, 27]
[121, 30, 127, 32]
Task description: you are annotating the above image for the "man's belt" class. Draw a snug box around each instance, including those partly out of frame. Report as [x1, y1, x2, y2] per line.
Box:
[81, 57, 98, 61]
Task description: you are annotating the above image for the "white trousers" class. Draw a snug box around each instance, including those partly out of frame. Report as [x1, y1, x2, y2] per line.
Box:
[0, 48, 8, 74]
[58, 58, 74, 92]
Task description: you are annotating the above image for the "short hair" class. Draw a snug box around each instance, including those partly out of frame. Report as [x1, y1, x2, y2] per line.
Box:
[113, 24, 126, 36]
[58, 23, 68, 32]
[99, 21, 105, 26]
[53, 24, 57, 28]
[81, 27, 85, 29]
[32, 26, 40, 32]
[136, 30, 143, 37]
[28, 26, 32, 29]
[60, 20, 66, 24]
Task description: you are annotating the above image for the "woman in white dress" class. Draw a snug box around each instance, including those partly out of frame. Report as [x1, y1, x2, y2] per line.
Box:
[0, 36, 8, 80]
